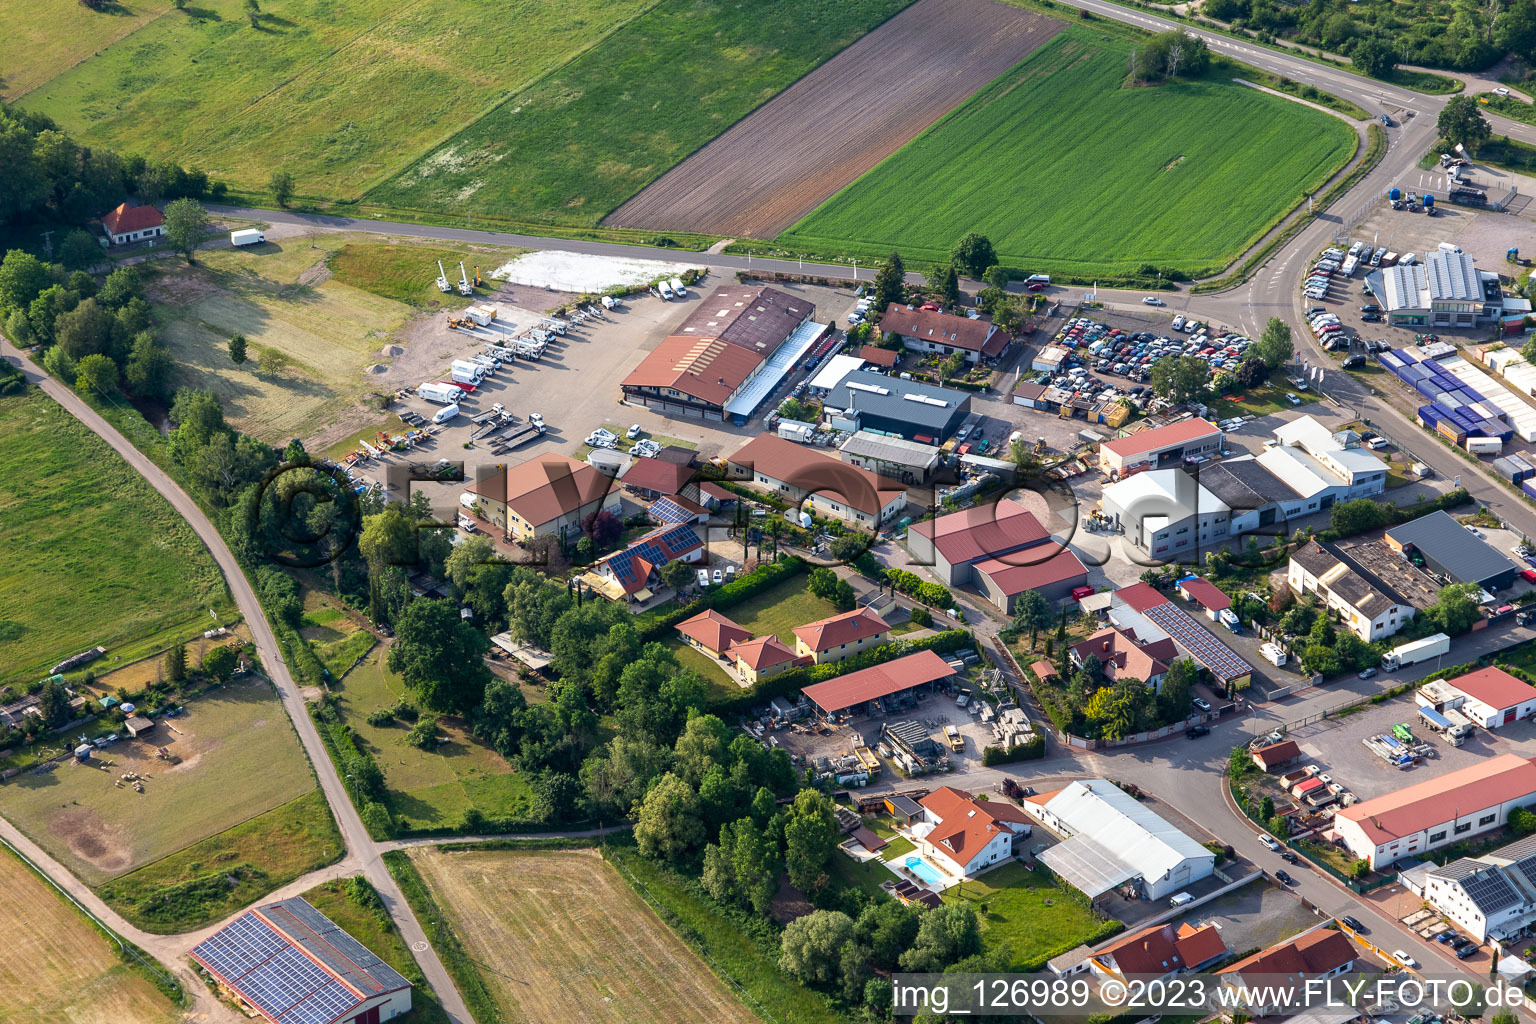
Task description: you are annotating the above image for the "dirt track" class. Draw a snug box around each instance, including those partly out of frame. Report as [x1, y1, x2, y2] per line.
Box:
[604, 0, 1062, 239]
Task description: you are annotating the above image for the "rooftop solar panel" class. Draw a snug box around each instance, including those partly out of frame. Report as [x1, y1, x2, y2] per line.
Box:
[601, 524, 702, 589]
[1143, 603, 1254, 682]
[1460, 870, 1521, 915]
[648, 496, 694, 525]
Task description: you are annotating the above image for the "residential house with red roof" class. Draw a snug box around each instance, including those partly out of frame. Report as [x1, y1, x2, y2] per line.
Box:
[1089, 921, 1228, 982]
[464, 454, 621, 543]
[1333, 753, 1536, 868]
[879, 304, 1011, 364]
[675, 610, 752, 659]
[101, 202, 164, 246]
[1218, 928, 1356, 1014]
[728, 634, 808, 686]
[727, 433, 906, 528]
[620, 458, 694, 499]
[589, 523, 705, 602]
[1069, 627, 1177, 691]
[914, 786, 1034, 880]
[906, 499, 1088, 612]
[792, 607, 890, 664]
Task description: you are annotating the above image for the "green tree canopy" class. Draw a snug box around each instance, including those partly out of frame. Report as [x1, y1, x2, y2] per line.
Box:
[1150, 354, 1210, 405]
[1253, 317, 1294, 369]
[872, 251, 905, 311]
[386, 598, 491, 714]
[163, 197, 210, 260]
[950, 233, 997, 277]
[1438, 96, 1492, 152]
[780, 910, 854, 985]
[634, 772, 705, 863]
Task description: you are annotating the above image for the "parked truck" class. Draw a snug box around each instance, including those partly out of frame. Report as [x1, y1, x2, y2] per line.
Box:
[418, 382, 461, 405]
[1381, 633, 1450, 671]
[777, 420, 816, 443]
[1443, 707, 1475, 743]
[451, 359, 488, 381]
[230, 229, 266, 247]
[1418, 706, 1463, 746]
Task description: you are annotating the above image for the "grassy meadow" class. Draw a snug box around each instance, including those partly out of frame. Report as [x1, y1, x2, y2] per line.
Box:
[0, 847, 180, 1024]
[0, 0, 172, 100]
[21, 0, 647, 196]
[369, 0, 915, 224]
[779, 27, 1358, 278]
[943, 862, 1119, 969]
[327, 241, 518, 306]
[334, 647, 534, 830]
[96, 789, 342, 931]
[4, 677, 319, 885]
[0, 392, 231, 688]
[411, 847, 760, 1024]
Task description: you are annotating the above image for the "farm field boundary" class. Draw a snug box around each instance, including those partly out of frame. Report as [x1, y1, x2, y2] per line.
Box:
[604, 0, 1064, 238]
[775, 26, 1357, 281]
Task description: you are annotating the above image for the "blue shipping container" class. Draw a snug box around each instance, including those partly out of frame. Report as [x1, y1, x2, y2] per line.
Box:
[1523, 479, 1536, 501]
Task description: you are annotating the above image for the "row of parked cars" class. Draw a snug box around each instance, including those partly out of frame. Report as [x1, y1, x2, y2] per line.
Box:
[1064, 318, 1256, 382]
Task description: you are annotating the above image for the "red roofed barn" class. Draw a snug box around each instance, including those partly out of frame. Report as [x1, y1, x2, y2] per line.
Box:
[102, 203, 164, 246]
[907, 498, 1087, 612]
[1099, 418, 1223, 477]
[914, 786, 1034, 880]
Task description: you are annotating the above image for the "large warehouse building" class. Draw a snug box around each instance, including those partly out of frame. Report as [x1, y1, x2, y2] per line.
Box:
[1025, 779, 1215, 901]
[191, 897, 413, 1024]
[1385, 509, 1518, 591]
[621, 285, 825, 422]
[728, 433, 907, 528]
[905, 499, 1088, 613]
[1333, 754, 1536, 868]
[821, 370, 972, 443]
[1099, 418, 1222, 478]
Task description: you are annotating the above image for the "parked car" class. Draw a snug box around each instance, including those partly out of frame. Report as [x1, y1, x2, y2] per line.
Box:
[1192, 697, 1212, 712]
[1275, 870, 1296, 886]
[1359, 667, 1378, 679]
[1286, 393, 1302, 405]
[696, 569, 710, 588]
[1392, 950, 1419, 969]
[1143, 296, 1166, 306]
[1280, 849, 1298, 864]
[1341, 916, 1366, 932]
[1360, 304, 1381, 313]
[1258, 833, 1281, 851]
[712, 568, 723, 584]
[627, 423, 642, 439]
[1342, 355, 1366, 369]
[1434, 930, 1456, 944]
[1186, 725, 1210, 739]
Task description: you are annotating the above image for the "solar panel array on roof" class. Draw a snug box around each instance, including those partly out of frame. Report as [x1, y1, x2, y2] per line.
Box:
[601, 524, 702, 590]
[1461, 868, 1522, 915]
[1143, 602, 1254, 682]
[647, 496, 695, 524]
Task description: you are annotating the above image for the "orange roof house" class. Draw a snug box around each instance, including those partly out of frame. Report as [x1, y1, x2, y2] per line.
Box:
[916, 786, 1033, 877]
[101, 202, 164, 244]
[727, 635, 809, 685]
[675, 610, 752, 659]
[1092, 921, 1227, 979]
[792, 607, 890, 663]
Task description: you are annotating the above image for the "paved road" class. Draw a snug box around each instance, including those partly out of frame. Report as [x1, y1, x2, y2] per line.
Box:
[0, 338, 474, 1024]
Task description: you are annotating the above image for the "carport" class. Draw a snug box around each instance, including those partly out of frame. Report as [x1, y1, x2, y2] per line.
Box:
[1040, 835, 1140, 899]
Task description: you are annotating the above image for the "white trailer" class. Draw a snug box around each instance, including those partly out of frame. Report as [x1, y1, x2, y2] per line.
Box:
[452, 359, 488, 380]
[417, 382, 460, 404]
[1466, 436, 1504, 455]
[1259, 642, 1288, 667]
[466, 304, 498, 326]
[230, 229, 266, 247]
[1382, 633, 1450, 671]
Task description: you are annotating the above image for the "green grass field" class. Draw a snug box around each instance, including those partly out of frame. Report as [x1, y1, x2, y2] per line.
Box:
[368, 0, 914, 224]
[334, 648, 534, 830]
[20, 0, 648, 197]
[779, 27, 1357, 279]
[300, 878, 448, 1024]
[664, 578, 840, 701]
[0, 0, 172, 100]
[96, 789, 342, 932]
[0, 392, 231, 688]
[4, 677, 319, 885]
[944, 862, 1120, 969]
[327, 242, 518, 306]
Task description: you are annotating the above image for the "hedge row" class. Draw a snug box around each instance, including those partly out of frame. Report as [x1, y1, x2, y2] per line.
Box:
[982, 734, 1046, 765]
[634, 558, 807, 643]
[1316, 488, 1471, 543]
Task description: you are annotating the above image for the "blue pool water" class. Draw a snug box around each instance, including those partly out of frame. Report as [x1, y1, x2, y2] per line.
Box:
[904, 855, 944, 885]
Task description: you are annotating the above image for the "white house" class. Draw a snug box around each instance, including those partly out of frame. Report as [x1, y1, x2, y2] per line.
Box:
[914, 786, 1033, 879]
[1405, 833, 1536, 942]
[1287, 539, 1416, 642]
[101, 202, 165, 246]
[1419, 667, 1536, 729]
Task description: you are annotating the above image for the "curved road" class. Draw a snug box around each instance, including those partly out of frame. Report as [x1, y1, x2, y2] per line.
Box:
[0, 337, 473, 1024]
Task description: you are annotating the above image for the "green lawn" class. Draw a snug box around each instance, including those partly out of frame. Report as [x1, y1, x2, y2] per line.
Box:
[1208, 379, 1317, 420]
[300, 878, 448, 1024]
[0, 0, 171, 100]
[20, 0, 648, 197]
[369, 0, 915, 224]
[779, 27, 1357, 279]
[96, 789, 343, 932]
[944, 862, 1120, 970]
[327, 242, 520, 307]
[333, 648, 534, 830]
[0, 392, 232, 688]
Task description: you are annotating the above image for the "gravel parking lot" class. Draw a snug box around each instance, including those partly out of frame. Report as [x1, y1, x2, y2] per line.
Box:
[1285, 695, 1536, 802]
[1179, 882, 1324, 956]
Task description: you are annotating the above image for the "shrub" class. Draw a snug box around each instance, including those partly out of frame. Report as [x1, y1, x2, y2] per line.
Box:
[365, 708, 394, 727]
[982, 734, 1045, 764]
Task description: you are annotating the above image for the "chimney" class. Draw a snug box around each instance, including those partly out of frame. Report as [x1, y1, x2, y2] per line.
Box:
[718, 377, 725, 386]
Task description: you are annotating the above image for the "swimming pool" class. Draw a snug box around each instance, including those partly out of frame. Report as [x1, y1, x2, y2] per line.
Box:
[904, 855, 944, 885]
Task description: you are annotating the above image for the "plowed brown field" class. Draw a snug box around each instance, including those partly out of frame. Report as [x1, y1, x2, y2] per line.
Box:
[410, 847, 757, 1024]
[604, 0, 1061, 238]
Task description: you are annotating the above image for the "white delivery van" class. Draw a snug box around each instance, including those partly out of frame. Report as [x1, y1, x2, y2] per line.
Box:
[658, 280, 674, 300]
[669, 277, 687, 298]
[230, 229, 266, 247]
[418, 382, 460, 404]
[432, 403, 460, 424]
[1026, 274, 1050, 284]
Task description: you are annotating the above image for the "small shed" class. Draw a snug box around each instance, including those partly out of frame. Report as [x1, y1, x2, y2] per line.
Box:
[885, 794, 924, 825]
[124, 715, 154, 738]
[1251, 739, 1302, 772]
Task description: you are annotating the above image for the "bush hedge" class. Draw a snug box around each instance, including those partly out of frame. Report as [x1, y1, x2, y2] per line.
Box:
[982, 734, 1045, 765]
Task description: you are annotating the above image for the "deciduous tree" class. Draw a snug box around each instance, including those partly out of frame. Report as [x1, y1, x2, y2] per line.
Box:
[1438, 96, 1492, 152]
[780, 910, 854, 985]
[74, 352, 118, 394]
[386, 598, 491, 715]
[950, 233, 997, 278]
[229, 333, 247, 367]
[163, 198, 210, 261]
[269, 170, 295, 208]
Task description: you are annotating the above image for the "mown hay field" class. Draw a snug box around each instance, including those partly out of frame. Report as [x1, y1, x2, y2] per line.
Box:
[409, 847, 757, 1024]
[0, 848, 179, 1024]
[0, 393, 231, 688]
[20, 0, 647, 196]
[369, 0, 916, 225]
[0, 0, 172, 100]
[779, 27, 1358, 279]
[4, 677, 317, 884]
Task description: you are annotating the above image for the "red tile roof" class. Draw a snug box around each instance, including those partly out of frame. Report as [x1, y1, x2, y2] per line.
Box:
[1335, 753, 1536, 845]
[973, 547, 1088, 597]
[1177, 577, 1232, 612]
[622, 457, 693, 495]
[801, 649, 954, 713]
[728, 434, 906, 517]
[1070, 627, 1175, 684]
[728, 634, 805, 671]
[793, 607, 889, 653]
[468, 454, 613, 528]
[622, 335, 765, 407]
[859, 345, 899, 367]
[1098, 922, 1227, 975]
[880, 304, 1009, 357]
[102, 202, 163, 235]
[1101, 418, 1221, 459]
[1448, 666, 1536, 713]
[1252, 739, 1302, 769]
[907, 498, 1050, 565]
[1113, 582, 1171, 614]
[1220, 927, 1354, 978]
[919, 786, 1033, 868]
[675, 610, 752, 653]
